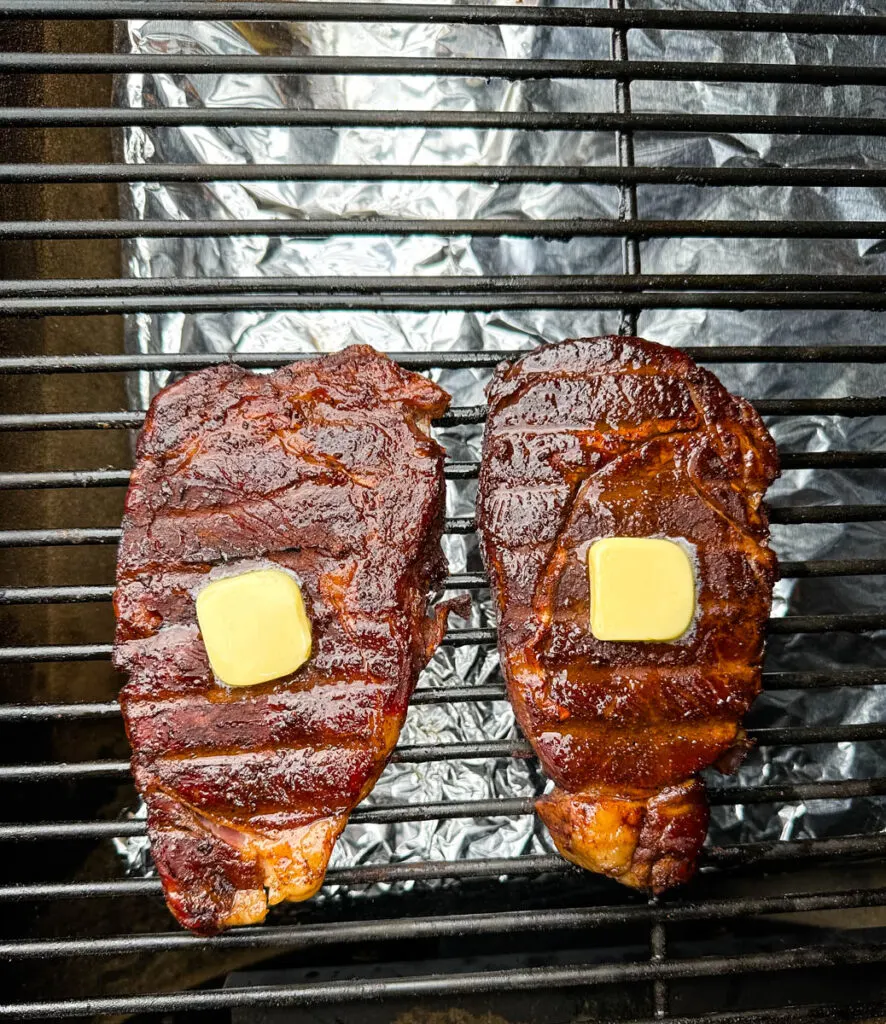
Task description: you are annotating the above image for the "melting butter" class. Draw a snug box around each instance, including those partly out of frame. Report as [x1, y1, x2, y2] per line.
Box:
[196, 568, 312, 687]
[588, 537, 695, 643]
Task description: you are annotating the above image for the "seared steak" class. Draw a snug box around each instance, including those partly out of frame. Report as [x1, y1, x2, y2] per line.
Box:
[114, 346, 452, 933]
[477, 336, 778, 892]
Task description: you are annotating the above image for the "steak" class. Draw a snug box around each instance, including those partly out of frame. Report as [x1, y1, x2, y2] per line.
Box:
[114, 346, 453, 933]
[477, 336, 779, 892]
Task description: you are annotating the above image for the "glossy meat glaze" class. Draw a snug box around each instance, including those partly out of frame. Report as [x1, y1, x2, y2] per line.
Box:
[477, 337, 779, 892]
[114, 346, 452, 933]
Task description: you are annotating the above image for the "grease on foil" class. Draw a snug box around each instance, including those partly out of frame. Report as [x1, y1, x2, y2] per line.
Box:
[114, 3, 886, 893]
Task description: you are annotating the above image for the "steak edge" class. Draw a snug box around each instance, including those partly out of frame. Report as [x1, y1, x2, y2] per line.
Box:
[477, 336, 779, 892]
[114, 346, 453, 933]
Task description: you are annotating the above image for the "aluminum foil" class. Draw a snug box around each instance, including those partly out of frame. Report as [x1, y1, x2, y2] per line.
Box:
[114, 1, 886, 890]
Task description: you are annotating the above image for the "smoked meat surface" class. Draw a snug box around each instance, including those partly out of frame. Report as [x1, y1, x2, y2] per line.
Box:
[477, 336, 779, 892]
[114, 346, 452, 932]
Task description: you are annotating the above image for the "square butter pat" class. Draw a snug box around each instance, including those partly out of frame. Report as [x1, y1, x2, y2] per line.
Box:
[588, 537, 695, 642]
[196, 568, 312, 687]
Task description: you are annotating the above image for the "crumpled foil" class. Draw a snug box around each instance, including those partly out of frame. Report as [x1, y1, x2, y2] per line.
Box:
[114, 1, 886, 890]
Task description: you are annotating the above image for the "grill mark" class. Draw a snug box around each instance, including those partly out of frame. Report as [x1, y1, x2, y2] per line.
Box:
[146, 781, 344, 833]
[116, 569, 406, 657]
[488, 370, 698, 431]
[153, 738, 370, 764]
[547, 595, 770, 620]
[122, 673, 386, 706]
[489, 421, 693, 439]
[492, 366, 697, 398]
[148, 408, 414, 464]
[140, 482, 364, 530]
[535, 718, 742, 791]
[143, 745, 377, 819]
[123, 679, 392, 760]
[544, 717, 741, 744]
[542, 664, 758, 729]
[120, 658, 398, 703]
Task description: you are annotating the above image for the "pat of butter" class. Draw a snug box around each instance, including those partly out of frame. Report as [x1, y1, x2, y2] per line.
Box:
[588, 537, 695, 642]
[196, 568, 311, 687]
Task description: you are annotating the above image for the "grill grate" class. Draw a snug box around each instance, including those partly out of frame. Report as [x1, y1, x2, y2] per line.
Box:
[1, 2, 886, 1022]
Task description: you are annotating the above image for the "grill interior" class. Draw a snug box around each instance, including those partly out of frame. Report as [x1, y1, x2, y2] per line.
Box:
[1, 3, 886, 1022]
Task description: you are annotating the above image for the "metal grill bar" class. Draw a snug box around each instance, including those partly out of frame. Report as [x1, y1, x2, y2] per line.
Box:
[0, 529, 119, 547]
[5, 219, 886, 242]
[8, 164, 886, 188]
[767, 506, 886, 524]
[6, 833, 886, 905]
[778, 559, 886, 578]
[0, 629, 500, 664]
[765, 613, 886, 633]
[0, 799, 543, 840]
[1, 614, 882, 664]
[3, 451, 880, 490]
[6, 55, 886, 86]
[4, 560, 883, 607]
[627, 1007, 886, 1024]
[0, 518, 478, 545]
[0, 702, 123, 722]
[0, 685, 512, 723]
[762, 669, 886, 689]
[2, 346, 883, 374]
[4, 669, 886, 729]
[609, 10, 663, 1006]
[2, 887, 885, 960]
[0, 507, 882, 552]
[11, 274, 886, 298]
[0, 464, 496, 489]
[0, 404, 488, 430]
[650, 915, 668, 1019]
[707, 779, 886, 805]
[6, 722, 886, 784]
[9, 109, 886, 137]
[2, 669, 885, 725]
[611, 2, 639, 337]
[5, 944, 886, 1020]
[0, 802, 452, 835]
[9, 293, 886, 315]
[0, 859, 563, 904]
[6, 778, 886, 844]
[5, 3, 886, 33]
[1, 398, 884, 432]
[292, 395, 863, 416]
